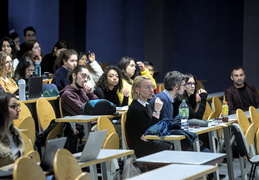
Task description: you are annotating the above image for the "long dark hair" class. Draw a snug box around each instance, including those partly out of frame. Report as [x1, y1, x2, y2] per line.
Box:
[118, 56, 136, 85]
[0, 92, 22, 146]
[184, 73, 197, 110]
[95, 65, 123, 92]
[14, 56, 35, 81]
[0, 37, 17, 59]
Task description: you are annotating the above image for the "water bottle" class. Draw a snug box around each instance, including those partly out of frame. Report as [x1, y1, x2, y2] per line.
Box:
[18, 79, 26, 101]
[179, 99, 189, 129]
[222, 101, 229, 122]
[35, 60, 41, 76]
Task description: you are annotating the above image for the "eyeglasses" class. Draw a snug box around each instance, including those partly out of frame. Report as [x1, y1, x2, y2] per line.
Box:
[80, 74, 91, 80]
[27, 69, 35, 73]
[9, 103, 20, 110]
[186, 82, 197, 86]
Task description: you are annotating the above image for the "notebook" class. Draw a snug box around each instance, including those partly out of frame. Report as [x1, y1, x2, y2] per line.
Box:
[75, 130, 107, 163]
[27, 76, 43, 99]
[40, 137, 67, 171]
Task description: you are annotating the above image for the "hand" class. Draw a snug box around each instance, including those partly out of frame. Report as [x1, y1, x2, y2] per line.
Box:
[141, 134, 148, 142]
[82, 83, 92, 93]
[88, 51, 95, 62]
[154, 97, 163, 112]
[121, 88, 129, 97]
[136, 61, 145, 71]
[198, 88, 207, 94]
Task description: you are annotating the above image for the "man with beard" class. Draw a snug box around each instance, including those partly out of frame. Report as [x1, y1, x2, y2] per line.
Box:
[60, 65, 98, 116]
[225, 66, 259, 114]
[150, 71, 186, 120]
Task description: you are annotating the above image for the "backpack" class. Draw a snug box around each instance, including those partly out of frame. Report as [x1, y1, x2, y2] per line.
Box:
[81, 99, 117, 115]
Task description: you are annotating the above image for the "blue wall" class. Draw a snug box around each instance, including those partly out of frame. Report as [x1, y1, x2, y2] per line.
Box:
[8, 0, 245, 93]
[8, 0, 59, 54]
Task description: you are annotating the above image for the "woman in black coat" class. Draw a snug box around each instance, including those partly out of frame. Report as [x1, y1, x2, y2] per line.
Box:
[126, 76, 172, 158]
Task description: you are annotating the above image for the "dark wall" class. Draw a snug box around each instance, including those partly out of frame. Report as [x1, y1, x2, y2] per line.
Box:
[0, 0, 8, 39]
[7, 0, 249, 93]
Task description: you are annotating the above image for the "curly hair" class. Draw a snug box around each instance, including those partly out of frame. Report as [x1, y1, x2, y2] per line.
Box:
[95, 65, 123, 91]
[0, 51, 13, 77]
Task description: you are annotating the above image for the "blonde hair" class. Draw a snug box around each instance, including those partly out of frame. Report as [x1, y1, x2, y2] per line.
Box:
[0, 51, 13, 77]
[131, 76, 151, 100]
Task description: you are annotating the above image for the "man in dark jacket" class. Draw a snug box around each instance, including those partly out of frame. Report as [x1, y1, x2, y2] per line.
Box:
[225, 66, 259, 114]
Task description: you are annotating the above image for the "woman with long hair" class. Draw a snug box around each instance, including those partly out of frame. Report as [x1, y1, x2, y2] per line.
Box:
[0, 52, 18, 93]
[0, 92, 24, 170]
[94, 65, 128, 106]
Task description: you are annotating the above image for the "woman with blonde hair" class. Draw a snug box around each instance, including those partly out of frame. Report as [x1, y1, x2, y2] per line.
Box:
[126, 76, 172, 158]
[0, 52, 18, 93]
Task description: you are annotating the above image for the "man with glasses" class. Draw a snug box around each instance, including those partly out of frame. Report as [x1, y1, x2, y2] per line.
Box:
[150, 71, 186, 120]
[60, 65, 98, 116]
[17, 26, 37, 59]
[225, 66, 259, 114]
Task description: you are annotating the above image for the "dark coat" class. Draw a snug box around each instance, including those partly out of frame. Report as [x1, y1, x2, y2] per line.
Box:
[126, 100, 171, 158]
[225, 82, 259, 114]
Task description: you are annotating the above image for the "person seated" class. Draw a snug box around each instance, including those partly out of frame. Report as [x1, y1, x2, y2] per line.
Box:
[53, 49, 78, 91]
[14, 56, 35, 84]
[225, 66, 259, 114]
[0, 52, 18, 94]
[7, 31, 21, 52]
[78, 51, 103, 89]
[173, 73, 208, 119]
[41, 40, 68, 74]
[0, 92, 24, 170]
[126, 76, 172, 158]
[21, 39, 42, 63]
[118, 56, 156, 105]
[143, 61, 159, 94]
[150, 71, 186, 120]
[60, 65, 98, 116]
[94, 65, 129, 107]
[0, 37, 19, 71]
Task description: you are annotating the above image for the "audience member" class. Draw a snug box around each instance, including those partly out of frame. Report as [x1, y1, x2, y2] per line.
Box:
[118, 56, 156, 105]
[0, 52, 18, 94]
[0, 37, 19, 70]
[53, 49, 78, 91]
[126, 76, 172, 158]
[8, 31, 20, 52]
[94, 65, 128, 107]
[78, 51, 103, 89]
[143, 61, 159, 94]
[17, 26, 37, 59]
[0, 92, 24, 170]
[21, 40, 42, 62]
[150, 71, 186, 120]
[225, 66, 259, 114]
[14, 56, 35, 84]
[60, 65, 98, 116]
[41, 40, 68, 74]
[173, 73, 208, 119]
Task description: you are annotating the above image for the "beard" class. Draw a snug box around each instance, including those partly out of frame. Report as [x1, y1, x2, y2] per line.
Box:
[75, 82, 83, 89]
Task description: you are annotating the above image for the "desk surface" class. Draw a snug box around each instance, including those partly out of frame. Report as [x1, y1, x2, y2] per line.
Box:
[144, 124, 222, 140]
[21, 96, 59, 104]
[136, 150, 226, 165]
[127, 164, 218, 180]
[56, 112, 123, 123]
[74, 149, 134, 168]
[206, 91, 224, 100]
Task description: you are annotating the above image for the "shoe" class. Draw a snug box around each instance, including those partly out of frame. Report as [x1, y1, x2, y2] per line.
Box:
[219, 174, 226, 179]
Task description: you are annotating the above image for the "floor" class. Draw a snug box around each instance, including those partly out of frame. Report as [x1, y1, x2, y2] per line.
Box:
[218, 158, 244, 180]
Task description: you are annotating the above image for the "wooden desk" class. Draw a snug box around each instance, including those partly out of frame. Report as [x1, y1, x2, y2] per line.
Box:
[127, 164, 217, 180]
[74, 149, 134, 180]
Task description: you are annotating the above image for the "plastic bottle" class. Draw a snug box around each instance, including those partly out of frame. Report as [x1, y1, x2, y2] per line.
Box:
[179, 99, 189, 129]
[35, 60, 41, 76]
[18, 79, 26, 101]
[222, 101, 229, 122]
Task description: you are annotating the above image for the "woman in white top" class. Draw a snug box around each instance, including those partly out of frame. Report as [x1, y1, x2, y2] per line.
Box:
[0, 92, 24, 170]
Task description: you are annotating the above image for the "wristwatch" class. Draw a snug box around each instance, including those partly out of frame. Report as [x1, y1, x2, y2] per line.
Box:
[155, 110, 160, 115]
